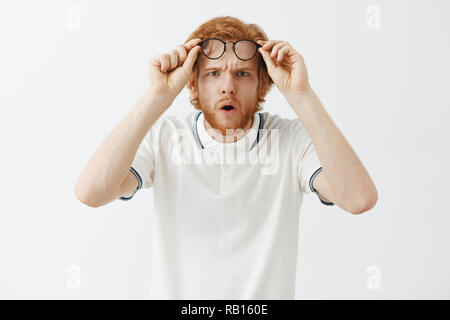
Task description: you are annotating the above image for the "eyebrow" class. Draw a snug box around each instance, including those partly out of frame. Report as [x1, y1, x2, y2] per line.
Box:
[203, 66, 254, 72]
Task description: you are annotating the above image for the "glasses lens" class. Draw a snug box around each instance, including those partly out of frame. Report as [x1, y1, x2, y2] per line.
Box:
[201, 39, 258, 60]
[202, 39, 225, 59]
[235, 40, 257, 60]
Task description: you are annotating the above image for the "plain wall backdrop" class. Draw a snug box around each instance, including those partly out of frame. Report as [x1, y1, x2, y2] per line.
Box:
[1, 0, 449, 299]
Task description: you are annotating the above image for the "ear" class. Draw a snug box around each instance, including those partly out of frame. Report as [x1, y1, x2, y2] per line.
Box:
[188, 78, 198, 100]
[188, 57, 202, 96]
[257, 81, 269, 101]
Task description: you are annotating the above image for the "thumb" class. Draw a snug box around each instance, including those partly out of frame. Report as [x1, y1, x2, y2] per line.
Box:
[258, 47, 276, 72]
[182, 45, 201, 75]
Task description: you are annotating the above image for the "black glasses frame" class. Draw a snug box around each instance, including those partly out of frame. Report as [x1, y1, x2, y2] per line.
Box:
[198, 38, 262, 61]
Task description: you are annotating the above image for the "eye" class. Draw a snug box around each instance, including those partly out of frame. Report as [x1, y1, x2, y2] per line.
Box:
[207, 71, 249, 77]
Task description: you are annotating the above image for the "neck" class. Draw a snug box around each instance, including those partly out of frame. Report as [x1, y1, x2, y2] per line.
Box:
[204, 116, 253, 143]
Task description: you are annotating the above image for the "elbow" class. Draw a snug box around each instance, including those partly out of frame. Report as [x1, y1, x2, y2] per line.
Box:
[348, 188, 378, 215]
[74, 181, 102, 208]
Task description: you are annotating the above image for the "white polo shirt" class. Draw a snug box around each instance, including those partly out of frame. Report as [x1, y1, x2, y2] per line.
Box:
[120, 110, 334, 299]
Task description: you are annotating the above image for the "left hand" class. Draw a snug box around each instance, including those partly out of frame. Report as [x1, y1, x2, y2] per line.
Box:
[257, 40, 310, 97]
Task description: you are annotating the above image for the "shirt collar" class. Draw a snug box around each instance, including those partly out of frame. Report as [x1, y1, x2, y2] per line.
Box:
[194, 111, 263, 151]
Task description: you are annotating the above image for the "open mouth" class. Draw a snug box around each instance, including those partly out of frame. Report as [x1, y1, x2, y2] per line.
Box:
[218, 101, 238, 114]
[220, 105, 237, 114]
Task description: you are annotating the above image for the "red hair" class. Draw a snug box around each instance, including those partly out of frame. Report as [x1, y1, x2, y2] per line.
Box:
[185, 16, 274, 111]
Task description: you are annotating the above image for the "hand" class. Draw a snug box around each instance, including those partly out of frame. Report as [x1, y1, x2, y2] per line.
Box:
[148, 38, 202, 100]
[257, 40, 311, 98]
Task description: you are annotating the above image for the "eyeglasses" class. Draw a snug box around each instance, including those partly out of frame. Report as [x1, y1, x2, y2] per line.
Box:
[198, 38, 262, 61]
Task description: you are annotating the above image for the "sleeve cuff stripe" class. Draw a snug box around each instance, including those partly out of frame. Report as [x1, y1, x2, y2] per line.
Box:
[119, 166, 143, 201]
[309, 166, 335, 206]
[309, 167, 323, 193]
[129, 166, 143, 190]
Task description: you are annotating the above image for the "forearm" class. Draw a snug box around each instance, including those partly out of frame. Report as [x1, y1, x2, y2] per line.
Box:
[74, 90, 173, 206]
[286, 87, 377, 210]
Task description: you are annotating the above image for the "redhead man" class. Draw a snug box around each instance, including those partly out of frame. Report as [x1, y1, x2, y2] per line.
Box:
[75, 16, 377, 299]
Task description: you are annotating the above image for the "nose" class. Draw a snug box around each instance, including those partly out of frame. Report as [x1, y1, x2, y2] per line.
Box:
[221, 88, 235, 94]
[220, 73, 236, 95]
[219, 44, 238, 95]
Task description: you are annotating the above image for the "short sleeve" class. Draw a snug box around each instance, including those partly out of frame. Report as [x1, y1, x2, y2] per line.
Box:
[294, 120, 335, 206]
[308, 167, 335, 206]
[119, 122, 158, 201]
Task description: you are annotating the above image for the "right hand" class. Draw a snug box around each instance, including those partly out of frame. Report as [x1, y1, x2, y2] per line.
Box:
[148, 38, 202, 100]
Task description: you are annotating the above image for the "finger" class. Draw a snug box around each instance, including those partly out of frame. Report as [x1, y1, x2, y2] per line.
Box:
[257, 40, 268, 48]
[160, 54, 170, 73]
[277, 47, 288, 63]
[168, 50, 178, 70]
[271, 43, 283, 58]
[181, 45, 201, 74]
[262, 40, 278, 51]
[263, 40, 274, 50]
[184, 38, 202, 51]
[258, 46, 276, 70]
[175, 44, 187, 67]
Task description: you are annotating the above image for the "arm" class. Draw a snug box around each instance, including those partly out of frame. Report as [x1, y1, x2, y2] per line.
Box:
[290, 87, 378, 214]
[74, 91, 173, 208]
[257, 40, 378, 215]
[74, 38, 202, 208]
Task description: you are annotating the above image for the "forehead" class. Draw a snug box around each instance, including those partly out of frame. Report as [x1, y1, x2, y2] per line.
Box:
[198, 53, 258, 70]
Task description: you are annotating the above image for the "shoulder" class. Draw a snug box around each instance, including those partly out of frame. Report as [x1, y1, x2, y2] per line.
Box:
[260, 112, 314, 159]
[153, 111, 196, 128]
[143, 111, 198, 150]
[147, 111, 197, 135]
[260, 111, 308, 139]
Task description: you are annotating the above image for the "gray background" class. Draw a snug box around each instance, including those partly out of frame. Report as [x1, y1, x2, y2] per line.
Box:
[1, 0, 449, 299]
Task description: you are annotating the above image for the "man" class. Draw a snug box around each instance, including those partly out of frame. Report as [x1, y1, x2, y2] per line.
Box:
[75, 16, 377, 299]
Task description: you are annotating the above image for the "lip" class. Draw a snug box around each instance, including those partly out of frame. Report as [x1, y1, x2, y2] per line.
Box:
[218, 100, 239, 111]
[220, 108, 237, 114]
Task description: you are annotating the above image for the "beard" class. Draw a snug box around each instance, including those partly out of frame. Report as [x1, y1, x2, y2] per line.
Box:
[199, 96, 258, 137]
